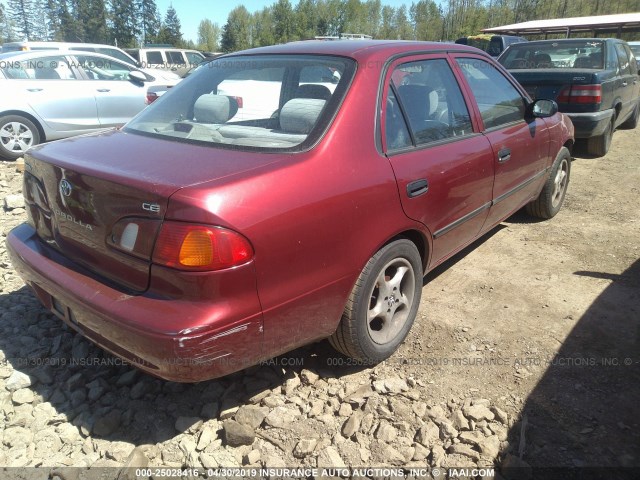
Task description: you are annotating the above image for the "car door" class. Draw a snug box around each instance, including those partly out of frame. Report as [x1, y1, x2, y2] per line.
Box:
[452, 54, 550, 230]
[5, 54, 99, 131]
[74, 54, 147, 127]
[383, 55, 495, 265]
[614, 42, 637, 123]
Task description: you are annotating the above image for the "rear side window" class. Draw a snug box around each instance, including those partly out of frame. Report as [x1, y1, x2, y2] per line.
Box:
[1, 55, 77, 80]
[387, 58, 472, 149]
[457, 58, 524, 129]
[166, 51, 186, 65]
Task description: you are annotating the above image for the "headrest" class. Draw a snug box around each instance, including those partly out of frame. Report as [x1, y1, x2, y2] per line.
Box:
[279, 98, 326, 134]
[397, 85, 439, 118]
[194, 94, 238, 123]
[295, 84, 332, 100]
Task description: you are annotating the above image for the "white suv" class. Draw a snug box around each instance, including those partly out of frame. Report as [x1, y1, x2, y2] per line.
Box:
[125, 48, 206, 77]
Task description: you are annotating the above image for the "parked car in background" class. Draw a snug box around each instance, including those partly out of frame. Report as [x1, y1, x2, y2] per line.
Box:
[6, 40, 573, 382]
[629, 41, 640, 59]
[1, 41, 182, 84]
[124, 47, 206, 77]
[499, 38, 640, 156]
[0, 50, 180, 160]
[455, 34, 527, 57]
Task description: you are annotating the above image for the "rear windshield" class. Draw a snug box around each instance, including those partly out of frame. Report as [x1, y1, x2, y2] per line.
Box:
[500, 40, 604, 69]
[125, 54, 355, 152]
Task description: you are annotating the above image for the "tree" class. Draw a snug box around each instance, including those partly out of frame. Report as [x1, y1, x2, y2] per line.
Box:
[162, 4, 182, 46]
[30, 0, 50, 40]
[294, 0, 317, 39]
[109, 0, 140, 47]
[197, 19, 220, 52]
[73, 0, 107, 43]
[8, 0, 36, 40]
[252, 7, 275, 47]
[273, 0, 294, 43]
[138, 0, 160, 44]
[220, 5, 252, 52]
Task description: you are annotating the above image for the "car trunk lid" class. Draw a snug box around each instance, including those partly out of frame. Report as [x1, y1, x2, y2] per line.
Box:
[23, 130, 280, 293]
[509, 69, 601, 112]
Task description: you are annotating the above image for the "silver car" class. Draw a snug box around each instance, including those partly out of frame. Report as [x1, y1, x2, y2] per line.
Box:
[0, 51, 180, 160]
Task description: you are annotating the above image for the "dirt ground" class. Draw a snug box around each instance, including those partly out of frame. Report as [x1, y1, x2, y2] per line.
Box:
[0, 127, 638, 477]
[400, 126, 640, 469]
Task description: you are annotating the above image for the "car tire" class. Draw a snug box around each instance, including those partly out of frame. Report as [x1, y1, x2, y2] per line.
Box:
[0, 115, 40, 161]
[525, 146, 571, 219]
[329, 239, 422, 363]
[620, 101, 639, 130]
[586, 116, 614, 157]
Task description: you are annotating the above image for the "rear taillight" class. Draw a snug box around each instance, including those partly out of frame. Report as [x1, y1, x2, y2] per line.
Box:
[230, 96, 243, 108]
[146, 92, 159, 105]
[152, 222, 253, 271]
[557, 85, 602, 104]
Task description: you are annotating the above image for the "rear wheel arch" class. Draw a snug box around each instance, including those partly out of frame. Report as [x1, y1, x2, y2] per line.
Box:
[0, 110, 46, 142]
[385, 228, 430, 274]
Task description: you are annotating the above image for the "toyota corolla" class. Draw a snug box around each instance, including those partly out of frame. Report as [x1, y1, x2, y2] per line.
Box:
[7, 41, 574, 382]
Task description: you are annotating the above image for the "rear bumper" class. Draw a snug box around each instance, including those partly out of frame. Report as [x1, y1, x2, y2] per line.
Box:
[566, 109, 614, 138]
[6, 223, 264, 382]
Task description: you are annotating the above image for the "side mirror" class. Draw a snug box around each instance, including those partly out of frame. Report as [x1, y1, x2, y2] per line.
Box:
[129, 70, 147, 83]
[529, 99, 558, 118]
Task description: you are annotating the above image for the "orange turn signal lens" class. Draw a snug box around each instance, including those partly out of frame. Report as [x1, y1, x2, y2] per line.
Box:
[153, 222, 253, 271]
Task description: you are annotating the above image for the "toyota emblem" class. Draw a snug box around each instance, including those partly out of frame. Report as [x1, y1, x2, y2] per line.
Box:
[59, 179, 72, 197]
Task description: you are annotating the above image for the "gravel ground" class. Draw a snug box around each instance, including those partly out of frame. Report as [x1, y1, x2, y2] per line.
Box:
[0, 128, 638, 479]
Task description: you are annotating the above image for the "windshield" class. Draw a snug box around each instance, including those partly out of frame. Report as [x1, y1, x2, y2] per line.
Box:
[125, 54, 355, 151]
[500, 40, 604, 69]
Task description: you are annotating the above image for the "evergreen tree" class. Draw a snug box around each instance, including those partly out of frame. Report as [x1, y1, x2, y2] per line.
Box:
[8, 0, 36, 40]
[220, 5, 252, 52]
[30, 0, 50, 40]
[162, 4, 182, 46]
[109, 0, 140, 47]
[138, 0, 160, 45]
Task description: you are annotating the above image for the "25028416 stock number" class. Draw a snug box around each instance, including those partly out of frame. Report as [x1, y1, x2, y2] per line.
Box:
[135, 469, 201, 477]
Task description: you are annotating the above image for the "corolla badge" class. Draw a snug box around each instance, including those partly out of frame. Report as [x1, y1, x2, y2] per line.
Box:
[59, 179, 73, 197]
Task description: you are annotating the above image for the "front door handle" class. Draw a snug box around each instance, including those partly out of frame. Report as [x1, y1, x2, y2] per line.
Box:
[27, 88, 43, 92]
[498, 148, 511, 163]
[407, 179, 429, 198]
[622, 82, 628, 87]
[97, 88, 110, 92]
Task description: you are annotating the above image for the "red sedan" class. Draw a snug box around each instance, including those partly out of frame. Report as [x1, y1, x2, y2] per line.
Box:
[7, 41, 574, 382]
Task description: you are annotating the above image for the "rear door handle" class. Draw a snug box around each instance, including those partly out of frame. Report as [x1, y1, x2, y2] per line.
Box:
[27, 88, 43, 92]
[97, 89, 110, 92]
[498, 148, 511, 163]
[622, 82, 628, 87]
[407, 179, 429, 198]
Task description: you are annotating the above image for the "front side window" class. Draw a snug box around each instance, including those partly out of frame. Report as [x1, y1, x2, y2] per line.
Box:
[186, 52, 204, 65]
[75, 55, 134, 81]
[387, 58, 472, 149]
[615, 43, 630, 75]
[125, 55, 355, 152]
[0, 55, 77, 80]
[456, 58, 525, 129]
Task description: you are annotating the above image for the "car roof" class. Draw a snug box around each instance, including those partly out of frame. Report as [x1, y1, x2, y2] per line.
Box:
[507, 38, 619, 47]
[220, 40, 489, 62]
[0, 50, 133, 62]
